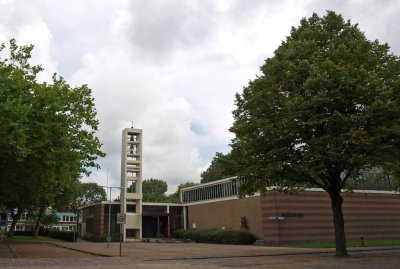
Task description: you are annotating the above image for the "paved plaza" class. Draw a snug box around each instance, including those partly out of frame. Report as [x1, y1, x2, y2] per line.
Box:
[0, 241, 399, 268]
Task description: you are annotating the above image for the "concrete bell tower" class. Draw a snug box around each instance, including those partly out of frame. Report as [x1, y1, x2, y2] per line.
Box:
[120, 127, 143, 241]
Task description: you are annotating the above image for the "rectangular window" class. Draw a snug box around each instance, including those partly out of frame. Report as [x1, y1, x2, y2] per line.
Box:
[127, 181, 136, 193]
[127, 204, 136, 213]
[126, 229, 137, 238]
[127, 171, 137, 177]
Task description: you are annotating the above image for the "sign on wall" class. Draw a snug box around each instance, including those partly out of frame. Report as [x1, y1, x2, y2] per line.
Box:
[117, 213, 126, 224]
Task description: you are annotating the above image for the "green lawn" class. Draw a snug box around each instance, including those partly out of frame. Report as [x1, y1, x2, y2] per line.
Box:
[283, 239, 400, 248]
[1, 235, 61, 244]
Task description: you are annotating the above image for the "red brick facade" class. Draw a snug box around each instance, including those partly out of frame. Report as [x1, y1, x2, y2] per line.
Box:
[187, 196, 264, 239]
[260, 191, 400, 244]
[187, 190, 400, 245]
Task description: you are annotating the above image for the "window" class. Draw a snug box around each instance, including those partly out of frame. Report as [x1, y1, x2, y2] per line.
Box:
[128, 134, 137, 141]
[127, 171, 137, 178]
[181, 179, 241, 203]
[127, 156, 137, 161]
[127, 144, 137, 154]
[126, 229, 137, 238]
[62, 215, 76, 222]
[127, 181, 136, 193]
[127, 204, 136, 213]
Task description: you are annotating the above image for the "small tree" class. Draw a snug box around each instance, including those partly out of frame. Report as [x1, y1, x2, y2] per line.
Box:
[142, 178, 168, 202]
[230, 11, 400, 256]
[76, 182, 107, 207]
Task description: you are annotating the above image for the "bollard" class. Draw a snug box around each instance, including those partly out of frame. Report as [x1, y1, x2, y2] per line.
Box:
[360, 235, 365, 247]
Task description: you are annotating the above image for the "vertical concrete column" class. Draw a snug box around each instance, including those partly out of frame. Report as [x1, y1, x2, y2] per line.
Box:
[120, 127, 143, 241]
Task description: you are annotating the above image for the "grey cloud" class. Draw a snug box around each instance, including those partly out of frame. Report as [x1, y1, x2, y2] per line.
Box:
[304, 1, 400, 54]
[127, 0, 217, 59]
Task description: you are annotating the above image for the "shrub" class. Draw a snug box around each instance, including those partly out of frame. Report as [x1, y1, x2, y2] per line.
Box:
[48, 230, 76, 242]
[10, 228, 48, 237]
[12, 231, 34, 236]
[173, 229, 257, 245]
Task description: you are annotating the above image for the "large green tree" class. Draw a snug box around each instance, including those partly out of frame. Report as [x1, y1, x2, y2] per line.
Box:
[230, 11, 400, 256]
[0, 39, 105, 236]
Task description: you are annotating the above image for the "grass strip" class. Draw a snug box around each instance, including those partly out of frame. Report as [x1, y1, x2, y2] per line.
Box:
[283, 239, 400, 248]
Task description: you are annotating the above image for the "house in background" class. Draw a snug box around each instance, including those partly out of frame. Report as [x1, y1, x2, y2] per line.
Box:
[50, 212, 77, 231]
[5, 211, 77, 232]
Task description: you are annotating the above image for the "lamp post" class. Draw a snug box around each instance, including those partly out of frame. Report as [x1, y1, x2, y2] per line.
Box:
[106, 186, 123, 248]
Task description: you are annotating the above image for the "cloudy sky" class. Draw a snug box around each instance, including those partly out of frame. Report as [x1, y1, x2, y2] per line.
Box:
[1, 0, 399, 195]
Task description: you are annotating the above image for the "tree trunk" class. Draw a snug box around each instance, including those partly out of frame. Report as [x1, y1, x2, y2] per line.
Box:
[7, 209, 21, 238]
[33, 208, 44, 238]
[328, 190, 348, 256]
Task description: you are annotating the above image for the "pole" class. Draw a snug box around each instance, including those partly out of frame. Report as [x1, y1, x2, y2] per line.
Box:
[107, 186, 111, 248]
[119, 224, 122, 256]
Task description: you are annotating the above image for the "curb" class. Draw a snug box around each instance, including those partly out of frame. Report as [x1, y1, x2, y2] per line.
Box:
[46, 242, 112, 257]
[7, 244, 20, 258]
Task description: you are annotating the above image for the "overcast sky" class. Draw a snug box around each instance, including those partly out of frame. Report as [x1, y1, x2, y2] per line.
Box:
[1, 0, 399, 195]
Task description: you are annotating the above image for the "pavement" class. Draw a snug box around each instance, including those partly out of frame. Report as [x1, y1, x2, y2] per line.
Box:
[1, 240, 400, 268]
[0, 243, 15, 258]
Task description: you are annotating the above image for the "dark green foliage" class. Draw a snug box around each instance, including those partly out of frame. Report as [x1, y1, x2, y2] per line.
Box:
[10, 231, 34, 236]
[173, 229, 257, 245]
[0, 39, 105, 236]
[230, 11, 400, 256]
[142, 178, 168, 202]
[76, 182, 107, 207]
[11, 230, 48, 236]
[48, 230, 75, 242]
[142, 179, 198, 203]
[167, 182, 198, 203]
[201, 152, 234, 183]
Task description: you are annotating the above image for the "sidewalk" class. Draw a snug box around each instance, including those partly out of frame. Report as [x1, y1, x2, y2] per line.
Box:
[1, 241, 400, 269]
[49, 241, 334, 259]
[0, 244, 16, 258]
[49, 240, 400, 260]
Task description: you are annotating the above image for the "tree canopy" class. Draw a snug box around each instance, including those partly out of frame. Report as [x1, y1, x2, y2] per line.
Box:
[142, 179, 198, 203]
[200, 152, 234, 183]
[167, 181, 198, 203]
[0, 39, 105, 236]
[142, 178, 169, 202]
[229, 11, 400, 256]
[75, 182, 107, 207]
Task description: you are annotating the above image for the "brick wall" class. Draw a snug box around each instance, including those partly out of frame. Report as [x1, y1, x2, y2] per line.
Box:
[187, 196, 264, 239]
[260, 191, 400, 245]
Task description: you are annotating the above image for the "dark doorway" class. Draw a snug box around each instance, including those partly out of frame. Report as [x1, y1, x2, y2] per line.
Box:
[142, 215, 169, 238]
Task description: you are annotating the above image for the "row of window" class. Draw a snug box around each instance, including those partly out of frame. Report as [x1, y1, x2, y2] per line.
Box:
[51, 225, 76, 231]
[7, 212, 28, 221]
[61, 215, 76, 222]
[7, 213, 76, 222]
[181, 178, 242, 203]
[6, 224, 76, 231]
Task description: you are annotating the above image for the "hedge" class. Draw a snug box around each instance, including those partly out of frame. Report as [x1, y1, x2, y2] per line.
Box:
[48, 230, 76, 242]
[11, 229, 48, 236]
[173, 229, 257, 245]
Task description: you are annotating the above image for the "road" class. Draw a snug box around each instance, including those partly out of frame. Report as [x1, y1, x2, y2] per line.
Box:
[0, 241, 399, 268]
